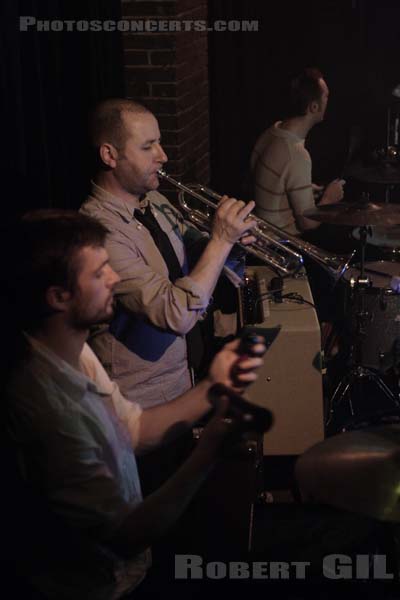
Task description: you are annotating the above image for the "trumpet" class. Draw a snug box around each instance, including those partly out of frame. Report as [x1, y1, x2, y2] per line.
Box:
[157, 170, 354, 281]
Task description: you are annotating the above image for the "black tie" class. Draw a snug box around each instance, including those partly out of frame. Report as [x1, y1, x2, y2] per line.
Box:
[134, 205, 183, 283]
[134, 204, 205, 375]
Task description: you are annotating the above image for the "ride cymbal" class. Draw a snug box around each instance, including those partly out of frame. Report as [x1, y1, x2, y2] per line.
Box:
[303, 202, 400, 227]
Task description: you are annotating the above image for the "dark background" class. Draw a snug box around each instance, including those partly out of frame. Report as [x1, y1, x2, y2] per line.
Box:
[1, 0, 124, 215]
[2, 0, 400, 215]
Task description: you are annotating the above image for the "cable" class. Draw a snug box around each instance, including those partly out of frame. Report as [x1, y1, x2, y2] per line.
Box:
[281, 292, 316, 309]
[254, 292, 274, 312]
[254, 291, 316, 311]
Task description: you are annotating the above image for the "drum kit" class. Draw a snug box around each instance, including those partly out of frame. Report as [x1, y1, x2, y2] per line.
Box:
[294, 95, 400, 537]
[295, 201, 400, 560]
[303, 200, 400, 431]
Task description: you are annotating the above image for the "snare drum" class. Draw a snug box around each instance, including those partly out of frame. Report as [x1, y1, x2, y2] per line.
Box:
[343, 261, 400, 371]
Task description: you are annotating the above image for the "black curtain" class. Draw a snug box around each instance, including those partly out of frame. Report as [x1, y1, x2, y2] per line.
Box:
[1, 0, 125, 218]
[208, 0, 400, 198]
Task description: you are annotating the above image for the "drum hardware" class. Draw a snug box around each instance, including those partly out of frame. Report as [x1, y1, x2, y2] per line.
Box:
[157, 169, 354, 281]
[353, 225, 400, 264]
[373, 145, 400, 166]
[326, 225, 400, 431]
[380, 290, 387, 311]
[343, 261, 400, 373]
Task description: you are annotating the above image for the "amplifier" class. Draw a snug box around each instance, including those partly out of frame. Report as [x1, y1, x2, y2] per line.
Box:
[241, 266, 324, 455]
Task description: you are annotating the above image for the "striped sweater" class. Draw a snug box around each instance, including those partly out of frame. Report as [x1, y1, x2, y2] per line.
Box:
[250, 122, 315, 235]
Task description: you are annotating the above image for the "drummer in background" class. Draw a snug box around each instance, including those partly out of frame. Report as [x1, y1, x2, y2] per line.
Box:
[250, 67, 345, 241]
[250, 68, 349, 330]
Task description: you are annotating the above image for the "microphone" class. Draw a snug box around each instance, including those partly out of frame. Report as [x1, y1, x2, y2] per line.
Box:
[268, 276, 283, 303]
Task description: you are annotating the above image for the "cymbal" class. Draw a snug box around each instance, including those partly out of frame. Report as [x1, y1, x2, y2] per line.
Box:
[303, 202, 400, 226]
[296, 426, 400, 522]
[352, 225, 400, 248]
[345, 160, 400, 184]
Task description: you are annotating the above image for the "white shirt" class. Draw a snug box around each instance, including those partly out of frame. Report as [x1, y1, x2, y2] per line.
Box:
[6, 338, 150, 599]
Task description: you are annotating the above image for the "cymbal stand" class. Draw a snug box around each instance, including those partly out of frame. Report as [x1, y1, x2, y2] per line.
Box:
[326, 226, 400, 430]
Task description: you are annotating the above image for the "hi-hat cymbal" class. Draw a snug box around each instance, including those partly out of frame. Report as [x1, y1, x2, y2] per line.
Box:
[303, 202, 400, 226]
[296, 425, 400, 522]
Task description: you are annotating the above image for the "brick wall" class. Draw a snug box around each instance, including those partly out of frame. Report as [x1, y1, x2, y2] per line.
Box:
[122, 0, 210, 191]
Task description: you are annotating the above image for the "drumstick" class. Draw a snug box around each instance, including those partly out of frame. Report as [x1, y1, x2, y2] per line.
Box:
[363, 267, 393, 279]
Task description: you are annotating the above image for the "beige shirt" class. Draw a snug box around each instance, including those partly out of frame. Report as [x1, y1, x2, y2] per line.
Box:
[250, 122, 315, 235]
[80, 183, 210, 407]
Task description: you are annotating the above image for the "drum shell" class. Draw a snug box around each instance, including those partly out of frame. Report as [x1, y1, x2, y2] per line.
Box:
[342, 261, 400, 371]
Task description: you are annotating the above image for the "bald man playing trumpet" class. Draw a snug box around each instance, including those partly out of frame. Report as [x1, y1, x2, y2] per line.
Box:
[81, 98, 256, 410]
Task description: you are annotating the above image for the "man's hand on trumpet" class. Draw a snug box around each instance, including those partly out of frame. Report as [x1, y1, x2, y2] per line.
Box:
[211, 196, 257, 246]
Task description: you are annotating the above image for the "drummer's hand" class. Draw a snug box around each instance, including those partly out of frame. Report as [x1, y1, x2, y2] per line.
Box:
[320, 179, 345, 205]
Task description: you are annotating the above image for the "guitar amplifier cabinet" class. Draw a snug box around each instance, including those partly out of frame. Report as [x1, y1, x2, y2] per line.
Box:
[242, 267, 324, 456]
